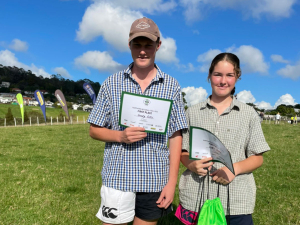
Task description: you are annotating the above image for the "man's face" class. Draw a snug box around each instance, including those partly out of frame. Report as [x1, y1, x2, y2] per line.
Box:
[129, 37, 161, 69]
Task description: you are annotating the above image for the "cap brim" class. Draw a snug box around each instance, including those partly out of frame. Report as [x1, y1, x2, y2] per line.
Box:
[128, 32, 158, 43]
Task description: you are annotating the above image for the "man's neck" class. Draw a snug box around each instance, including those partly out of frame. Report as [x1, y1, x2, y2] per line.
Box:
[131, 64, 157, 93]
[131, 64, 156, 80]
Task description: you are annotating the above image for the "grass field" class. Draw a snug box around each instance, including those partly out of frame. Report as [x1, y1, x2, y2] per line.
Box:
[0, 104, 90, 125]
[0, 123, 299, 224]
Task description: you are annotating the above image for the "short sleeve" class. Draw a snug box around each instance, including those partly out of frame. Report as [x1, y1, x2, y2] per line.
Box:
[182, 108, 190, 151]
[167, 84, 188, 138]
[87, 81, 111, 128]
[246, 111, 270, 157]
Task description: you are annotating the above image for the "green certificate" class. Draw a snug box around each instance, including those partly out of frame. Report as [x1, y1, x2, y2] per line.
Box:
[189, 126, 235, 175]
[119, 92, 173, 135]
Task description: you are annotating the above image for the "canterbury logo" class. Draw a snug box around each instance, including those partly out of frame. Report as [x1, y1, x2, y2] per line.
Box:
[136, 22, 150, 29]
[102, 206, 118, 219]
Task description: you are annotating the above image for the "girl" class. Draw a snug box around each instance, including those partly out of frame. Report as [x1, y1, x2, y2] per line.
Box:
[175, 53, 270, 225]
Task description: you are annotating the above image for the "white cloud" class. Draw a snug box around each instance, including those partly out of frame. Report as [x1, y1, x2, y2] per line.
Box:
[176, 62, 195, 72]
[180, 0, 203, 23]
[182, 86, 208, 106]
[156, 35, 179, 63]
[197, 46, 268, 74]
[197, 49, 222, 72]
[8, 39, 28, 52]
[180, 0, 297, 23]
[271, 54, 289, 64]
[277, 60, 300, 80]
[255, 101, 274, 110]
[230, 45, 269, 74]
[76, 2, 142, 51]
[274, 94, 297, 107]
[74, 50, 124, 74]
[0, 50, 51, 77]
[250, 0, 296, 19]
[76, 1, 179, 64]
[94, 0, 177, 14]
[236, 90, 256, 103]
[53, 67, 72, 79]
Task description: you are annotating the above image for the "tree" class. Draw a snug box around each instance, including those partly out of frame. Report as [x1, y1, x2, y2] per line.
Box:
[276, 104, 295, 116]
[182, 92, 188, 110]
[24, 110, 29, 122]
[294, 104, 300, 109]
[5, 107, 14, 123]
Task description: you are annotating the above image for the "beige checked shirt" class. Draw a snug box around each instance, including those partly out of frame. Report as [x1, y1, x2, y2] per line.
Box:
[179, 97, 270, 215]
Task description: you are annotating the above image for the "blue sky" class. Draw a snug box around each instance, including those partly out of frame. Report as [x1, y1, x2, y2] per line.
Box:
[1, 0, 299, 109]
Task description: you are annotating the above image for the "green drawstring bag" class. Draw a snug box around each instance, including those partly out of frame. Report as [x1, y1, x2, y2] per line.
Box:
[197, 197, 227, 225]
[196, 171, 229, 225]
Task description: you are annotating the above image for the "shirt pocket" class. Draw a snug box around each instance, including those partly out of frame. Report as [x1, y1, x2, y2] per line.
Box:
[217, 126, 239, 152]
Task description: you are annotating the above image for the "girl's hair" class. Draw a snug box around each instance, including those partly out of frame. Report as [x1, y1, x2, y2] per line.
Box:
[207, 53, 242, 95]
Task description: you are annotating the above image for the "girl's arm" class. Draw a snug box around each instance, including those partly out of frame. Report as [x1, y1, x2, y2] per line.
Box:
[181, 151, 214, 176]
[210, 153, 263, 185]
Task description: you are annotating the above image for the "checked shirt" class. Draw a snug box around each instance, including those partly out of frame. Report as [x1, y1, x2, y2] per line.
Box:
[88, 63, 188, 192]
[179, 97, 270, 215]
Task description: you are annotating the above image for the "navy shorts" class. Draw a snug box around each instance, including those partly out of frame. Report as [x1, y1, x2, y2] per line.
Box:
[226, 214, 253, 225]
[135, 192, 173, 221]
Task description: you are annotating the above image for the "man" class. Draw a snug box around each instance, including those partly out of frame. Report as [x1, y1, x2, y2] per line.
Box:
[87, 17, 187, 225]
[275, 112, 280, 124]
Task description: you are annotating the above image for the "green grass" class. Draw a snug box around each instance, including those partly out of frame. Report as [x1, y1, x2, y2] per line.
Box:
[0, 123, 299, 224]
[0, 104, 90, 124]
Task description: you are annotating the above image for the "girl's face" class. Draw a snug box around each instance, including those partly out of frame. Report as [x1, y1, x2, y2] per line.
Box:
[210, 61, 237, 98]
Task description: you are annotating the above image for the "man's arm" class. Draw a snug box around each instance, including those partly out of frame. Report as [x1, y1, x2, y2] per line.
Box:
[89, 124, 147, 144]
[156, 130, 182, 209]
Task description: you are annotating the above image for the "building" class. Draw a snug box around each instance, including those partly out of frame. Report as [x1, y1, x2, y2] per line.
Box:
[0, 82, 10, 88]
[11, 88, 21, 93]
[0, 93, 15, 103]
[23, 97, 33, 105]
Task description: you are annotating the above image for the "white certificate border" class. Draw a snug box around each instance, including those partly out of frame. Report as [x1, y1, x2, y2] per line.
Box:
[189, 126, 235, 175]
[119, 91, 173, 135]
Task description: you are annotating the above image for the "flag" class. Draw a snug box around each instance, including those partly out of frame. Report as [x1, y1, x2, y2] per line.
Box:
[16, 93, 24, 124]
[34, 90, 47, 122]
[83, 83, 96, 104]
[55, 89, 69, 119]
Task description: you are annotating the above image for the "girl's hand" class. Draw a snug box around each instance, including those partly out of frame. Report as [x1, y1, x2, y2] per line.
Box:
[210, 166, 235, 185]
[188, 157, 213, 176]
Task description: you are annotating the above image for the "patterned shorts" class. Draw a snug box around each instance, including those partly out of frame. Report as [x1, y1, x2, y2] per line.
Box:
[175, 204, 198, 225]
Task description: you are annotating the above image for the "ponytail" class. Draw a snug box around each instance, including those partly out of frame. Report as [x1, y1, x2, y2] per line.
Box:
[231, 87, 236, 95]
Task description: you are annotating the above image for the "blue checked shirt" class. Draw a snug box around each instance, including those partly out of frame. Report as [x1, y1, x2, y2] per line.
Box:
[87, 63, 188, 192]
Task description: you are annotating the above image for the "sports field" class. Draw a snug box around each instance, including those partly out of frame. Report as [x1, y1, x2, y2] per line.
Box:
[0, 123, 299, 224]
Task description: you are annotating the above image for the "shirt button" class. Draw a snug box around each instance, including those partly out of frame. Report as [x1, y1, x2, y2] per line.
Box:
[215, 132, 218, 135]
[217, 121, 219, 124]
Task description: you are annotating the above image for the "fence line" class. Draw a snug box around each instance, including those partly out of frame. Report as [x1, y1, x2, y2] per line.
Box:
[0, 116, 88, 127]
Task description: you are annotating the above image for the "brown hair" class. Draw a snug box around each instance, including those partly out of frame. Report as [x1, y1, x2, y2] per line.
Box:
[207, 53, 242, 95]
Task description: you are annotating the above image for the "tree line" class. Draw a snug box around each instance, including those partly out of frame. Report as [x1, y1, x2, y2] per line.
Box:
[0, 64, 101, 103]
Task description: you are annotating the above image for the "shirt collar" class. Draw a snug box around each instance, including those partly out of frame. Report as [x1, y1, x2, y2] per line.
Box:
[202, 95, 240, 111]
[124, 63, 164, 82]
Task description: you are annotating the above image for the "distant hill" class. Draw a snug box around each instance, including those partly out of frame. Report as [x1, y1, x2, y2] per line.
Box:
[0, 64, 100, 103]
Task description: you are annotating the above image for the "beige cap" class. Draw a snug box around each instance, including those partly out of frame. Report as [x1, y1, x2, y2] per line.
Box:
[129, 17, 160, 43]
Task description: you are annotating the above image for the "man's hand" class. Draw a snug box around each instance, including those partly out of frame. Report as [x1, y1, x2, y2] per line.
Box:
[187, 157, 214, 176]
[210, 166, 235, 185]
[120, 127, 147, 144]
[156, 183, 175, 209]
